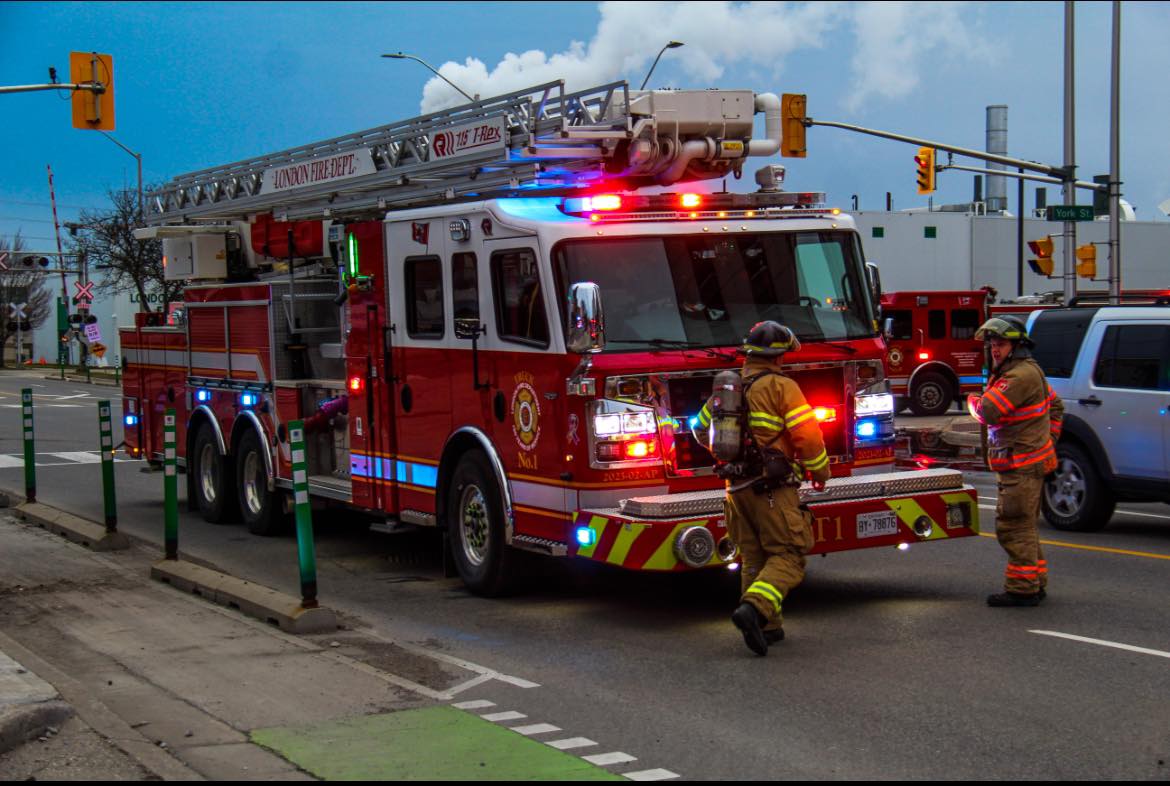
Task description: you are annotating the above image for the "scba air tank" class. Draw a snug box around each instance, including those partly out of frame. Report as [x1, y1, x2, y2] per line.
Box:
[709, 370, 744, 462]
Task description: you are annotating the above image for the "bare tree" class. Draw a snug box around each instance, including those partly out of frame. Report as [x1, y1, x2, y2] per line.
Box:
[0, 234, 52, 367]
[70, 186, 182, 313]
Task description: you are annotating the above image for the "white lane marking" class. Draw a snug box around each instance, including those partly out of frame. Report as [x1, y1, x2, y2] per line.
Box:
[1031, 630, 1170, 660]
[317, 650, 454, 701]
[547, 737, 598, 751]
[381, 635, 540, 689]
[624, 769, 681, 781]
[0, 456, 24, 469]
[48, 452, 103, 464]
[512, 723, 561, 736]
[482, 710, 526, 722]
[447, 673, 495, 696]
[583, 752, 637, 766]
[452, 699, 496, 710]
[47, 404, 83, 408]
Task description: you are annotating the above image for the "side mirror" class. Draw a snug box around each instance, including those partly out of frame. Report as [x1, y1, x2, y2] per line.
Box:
[565, 282, 605, 354]
[454, 318, 485, 340]
[882, 316, 894, 339]
[865, 262, 883, 320]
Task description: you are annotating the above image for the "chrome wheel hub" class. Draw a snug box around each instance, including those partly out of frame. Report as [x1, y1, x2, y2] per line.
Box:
[199, 443, 217, 503]
[459, 484, 490, 567]
[1046, 458, 1086, 515]
[242, 451, 263, 515]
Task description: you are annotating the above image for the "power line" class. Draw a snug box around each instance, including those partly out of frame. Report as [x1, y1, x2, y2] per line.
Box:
[0, 198, 91, 210]
[0, 216, 60, 224]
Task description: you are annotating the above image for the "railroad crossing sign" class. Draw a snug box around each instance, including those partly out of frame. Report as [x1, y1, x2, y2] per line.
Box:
[73, 280, 95, 303]
[7, 302, 26, 320]
[0, 252, 8, 270]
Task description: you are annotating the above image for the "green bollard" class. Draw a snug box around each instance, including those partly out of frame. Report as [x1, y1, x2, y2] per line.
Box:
[289, 420, 318, 608]
[98, 400, 118, 532]
[163, 409, 178, 559]
[21, 388, 35, 503]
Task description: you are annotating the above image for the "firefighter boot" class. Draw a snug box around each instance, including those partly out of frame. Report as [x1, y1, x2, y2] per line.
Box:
[764, 628, 785, 644]
[732, 602, 769, 656]
[986, 591, 1042, 607]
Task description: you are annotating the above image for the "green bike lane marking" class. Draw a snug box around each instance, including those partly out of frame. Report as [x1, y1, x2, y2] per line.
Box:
[252, 705, 624, 781]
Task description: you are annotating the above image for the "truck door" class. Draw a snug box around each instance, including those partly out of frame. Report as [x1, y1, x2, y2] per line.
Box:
[346, 221, 398, 514]
[1078, 322, 1169, 479]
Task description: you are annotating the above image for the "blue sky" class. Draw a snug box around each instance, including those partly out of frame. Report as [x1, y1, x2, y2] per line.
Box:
[2, 1, 1168, 252]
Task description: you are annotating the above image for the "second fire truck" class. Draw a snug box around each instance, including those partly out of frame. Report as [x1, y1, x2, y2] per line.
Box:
[121, 79, 979, 595]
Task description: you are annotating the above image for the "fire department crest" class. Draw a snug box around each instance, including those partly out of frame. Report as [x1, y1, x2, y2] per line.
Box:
[511, 379, 541, 451]
[887, 347, 904, 367]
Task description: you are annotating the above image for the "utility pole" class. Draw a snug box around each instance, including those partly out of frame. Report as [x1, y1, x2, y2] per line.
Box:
[1108, 0, 1122, 303]
[1062, 0, 1077, 302]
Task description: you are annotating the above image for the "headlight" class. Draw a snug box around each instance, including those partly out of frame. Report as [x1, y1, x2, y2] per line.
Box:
[855, 393, 894, 416]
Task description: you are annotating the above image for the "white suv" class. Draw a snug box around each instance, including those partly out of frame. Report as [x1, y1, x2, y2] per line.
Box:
[1028, 305, 1170, 531]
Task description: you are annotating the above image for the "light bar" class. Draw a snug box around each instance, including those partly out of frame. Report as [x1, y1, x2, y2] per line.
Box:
[813, 406, 838, 423]
[618, 469, 966, 518]
[561, 189, 827, 219]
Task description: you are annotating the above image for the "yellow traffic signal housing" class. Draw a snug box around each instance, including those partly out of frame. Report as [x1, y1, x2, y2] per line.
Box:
[780, 93, 807, 158]
[1076, 243, 1097, 279]
[70, 51, 115, 131]
[1027, 235, 1055, 277]
[915, 146, 936, 194]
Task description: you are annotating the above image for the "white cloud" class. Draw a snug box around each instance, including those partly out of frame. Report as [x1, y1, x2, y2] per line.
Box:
[418, 2, 990, 115]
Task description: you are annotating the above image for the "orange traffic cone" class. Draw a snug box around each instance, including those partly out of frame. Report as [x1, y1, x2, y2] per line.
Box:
[38, 357, 47, 365]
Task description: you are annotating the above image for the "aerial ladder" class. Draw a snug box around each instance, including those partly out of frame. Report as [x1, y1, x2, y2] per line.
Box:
[145, 79, 785, 226]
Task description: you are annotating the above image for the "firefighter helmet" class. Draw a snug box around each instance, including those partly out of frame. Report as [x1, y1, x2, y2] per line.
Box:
[974, 316, 1034, 347]
[742, 321, 800, 357]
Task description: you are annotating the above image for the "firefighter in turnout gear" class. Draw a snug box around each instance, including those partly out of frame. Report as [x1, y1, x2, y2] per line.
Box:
[967, 316, 1064, 607]
[696, 321, 831, 655]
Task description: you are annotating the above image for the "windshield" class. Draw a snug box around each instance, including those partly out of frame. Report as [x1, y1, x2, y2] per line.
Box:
[554, 231, 875, 351]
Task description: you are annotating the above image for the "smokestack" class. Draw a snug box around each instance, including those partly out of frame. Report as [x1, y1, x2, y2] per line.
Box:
[986, 105, 1008, 213]
[973, 175, 983, 204]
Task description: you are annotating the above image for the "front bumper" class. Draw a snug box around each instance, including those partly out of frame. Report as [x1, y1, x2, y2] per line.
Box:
[570, 468, 980, 571]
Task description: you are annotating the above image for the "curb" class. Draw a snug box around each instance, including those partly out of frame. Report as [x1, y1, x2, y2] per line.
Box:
[14, 502, 130, 551]
[0, 650, 74, 756]
[151, 560, 338, 634]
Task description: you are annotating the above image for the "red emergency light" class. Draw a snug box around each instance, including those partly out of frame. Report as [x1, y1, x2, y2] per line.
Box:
[589, 194, 623, 211]
[813, 406, 838, 423]
[680, 193, 703, 208]
[917, 351, 931, 361]
[348, 376, 365, 393]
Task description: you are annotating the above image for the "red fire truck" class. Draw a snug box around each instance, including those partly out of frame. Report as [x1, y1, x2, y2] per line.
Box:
[880, 290, 990, 416]
[121, 80, 979, 595]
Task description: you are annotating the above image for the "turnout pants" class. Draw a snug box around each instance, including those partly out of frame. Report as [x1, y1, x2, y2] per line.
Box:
[995, 468, 1048, 594]
[724, 484, 815, 630]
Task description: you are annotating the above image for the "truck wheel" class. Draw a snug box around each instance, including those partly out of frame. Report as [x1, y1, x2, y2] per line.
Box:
[893, 396, 910, 414]
[191, 425, 237, 524]
[446, 451, 515, 596]
[236, 429, 286, 536]
[909, 372, 953, 416]
[1042, 442, 1114, 532]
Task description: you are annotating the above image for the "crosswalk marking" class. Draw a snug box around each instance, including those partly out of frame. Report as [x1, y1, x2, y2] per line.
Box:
[48, 452, 103, 464]
[0, 452, 135, 468]
[583, 752, 637, 766]
[546, 737, 597, 750]
[0, 455, 24, 469]
[512, 723, 560, 736]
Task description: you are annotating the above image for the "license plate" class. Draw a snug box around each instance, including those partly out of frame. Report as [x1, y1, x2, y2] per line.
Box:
[857, 510, 899, 539]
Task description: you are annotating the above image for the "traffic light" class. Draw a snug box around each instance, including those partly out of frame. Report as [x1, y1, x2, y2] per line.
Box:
[1076, 243, 1097, 279]
[915, 147, 936, 194]
[780, 93, 807, 158]
[21, 255, 50, 268]
[68, 313, 84, 326]
[70, 51, 115, 131]
[1027, 236, 1055, 277]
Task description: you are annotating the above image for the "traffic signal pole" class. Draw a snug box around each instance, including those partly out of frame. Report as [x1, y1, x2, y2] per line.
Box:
[1062, 0, 1077, 303]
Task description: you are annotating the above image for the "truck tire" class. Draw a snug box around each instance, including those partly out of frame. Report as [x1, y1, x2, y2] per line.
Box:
[1042, 442, 1115, 532]
[191, 424, 237, 524]
[446, 451, 515, 597]
[236, 429, 286, 536]
[909, 372, 953, 416]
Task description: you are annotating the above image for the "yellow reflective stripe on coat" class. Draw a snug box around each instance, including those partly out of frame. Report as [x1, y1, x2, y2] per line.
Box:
[748, 411, 784, 431]
[785, 405, 815, 429]
[698, 403, 712, 427]
[801, 448, 830, 471]
[746, 580, 784, 614]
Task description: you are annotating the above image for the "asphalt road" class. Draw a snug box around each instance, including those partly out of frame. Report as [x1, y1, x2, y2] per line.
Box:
[2, 370, 1168, 779]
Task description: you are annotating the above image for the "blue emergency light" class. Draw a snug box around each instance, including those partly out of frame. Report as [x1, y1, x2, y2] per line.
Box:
[856, 418, 879, 439]
[240, 392, 259, 408]
[195, 388, 212, 403]
[575, 527, 597, 547]
[124, 414, 139, 426]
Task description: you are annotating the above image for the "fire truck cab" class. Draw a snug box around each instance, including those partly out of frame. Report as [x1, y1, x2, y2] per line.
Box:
[121, 80, 979, 595]
[880, 290, 989, 416]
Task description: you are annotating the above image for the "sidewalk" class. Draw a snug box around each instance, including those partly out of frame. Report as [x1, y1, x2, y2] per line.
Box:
[0, 511, 623, 781]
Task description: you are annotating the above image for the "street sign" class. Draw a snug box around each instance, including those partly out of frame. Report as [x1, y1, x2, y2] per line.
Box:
[74, 280, 95, 302]
[1046, 205, 1095, 222]
[84, 322, 102, 343]
[91, 342, 107, 359]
